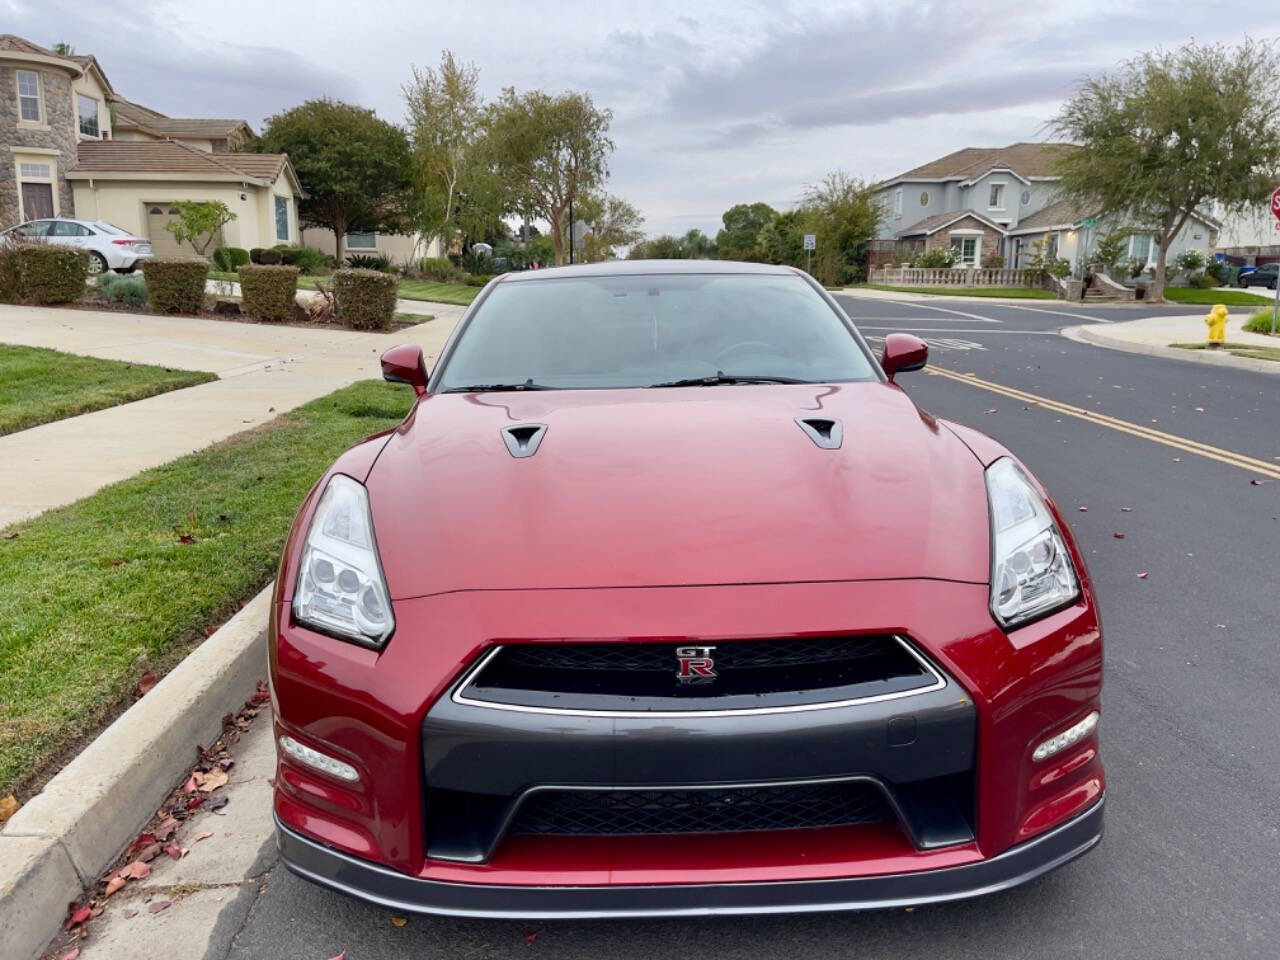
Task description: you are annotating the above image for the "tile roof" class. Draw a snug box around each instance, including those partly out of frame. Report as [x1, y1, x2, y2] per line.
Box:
[71, 140, 288, 183]
[1008, 199, 1090, 232]
[887, 142, 1078, 184]
[109, 97, 169, 123]
[0, 34, 62, 57]
[895, 209, 1006, 237]
[117, 117, 251, 138]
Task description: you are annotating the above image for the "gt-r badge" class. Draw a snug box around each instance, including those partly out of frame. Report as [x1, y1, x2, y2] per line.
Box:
[676, 646, 717, 682]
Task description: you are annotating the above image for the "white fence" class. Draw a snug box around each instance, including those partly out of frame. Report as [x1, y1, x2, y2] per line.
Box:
[870, 267, 1039, 288]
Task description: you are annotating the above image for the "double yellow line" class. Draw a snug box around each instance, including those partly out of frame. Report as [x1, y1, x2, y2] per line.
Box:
[926, 367, 1280, 481]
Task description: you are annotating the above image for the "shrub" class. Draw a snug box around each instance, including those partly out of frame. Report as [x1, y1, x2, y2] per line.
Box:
[464, 273, 493, 287]
[334, 268, 398, 330]
[96, 272, 148, 308]
[980, 253, 1005, 269]
[249, 247, 283, 265]
[912, 247, 957, 269]
[1192, 271, 1217, 288]
[238, 264, 299, 322]
[418, 257, 463, 283]
[141, 258, 208, 313]
[462, 251, 497, 275]
[1243, 308, 1278, 334]
[272, 245, 332, 275]
[0, 244, 90, 304]
[1175, 249, 1207, 275]
[1048, 258, 1071, 279]
[1204, 258, 1229, 285]
[345, 253, 391, 271]
[213, 246, 250, 272]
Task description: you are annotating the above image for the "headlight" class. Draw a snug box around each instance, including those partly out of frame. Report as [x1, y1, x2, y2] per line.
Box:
[985, 457, 1079, 629]
[292, 474, 394, 647]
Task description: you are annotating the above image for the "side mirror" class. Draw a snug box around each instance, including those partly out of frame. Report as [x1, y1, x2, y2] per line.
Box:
[381, 344, 429, 397]
[881, 333, 928, 382]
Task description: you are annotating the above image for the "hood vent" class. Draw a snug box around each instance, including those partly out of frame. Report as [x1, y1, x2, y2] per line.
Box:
[502, 423, 548, 458]
[795, 416, 842, 450]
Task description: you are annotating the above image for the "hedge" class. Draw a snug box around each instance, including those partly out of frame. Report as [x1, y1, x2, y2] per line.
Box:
[250, 247, 282, 265]
[213, 246, 250, 272]
[334, 268, 398, 330]
[0, 244, 90, 304]
[141, 258, 209, 314]
[238, 264, 299, 322]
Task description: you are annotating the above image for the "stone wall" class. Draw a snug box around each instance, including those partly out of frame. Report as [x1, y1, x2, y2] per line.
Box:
[0, 65, 78, 225]
[923, 215, 1005, 262]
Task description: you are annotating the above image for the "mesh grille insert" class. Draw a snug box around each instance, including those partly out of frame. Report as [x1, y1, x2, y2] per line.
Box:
[510, 781, 896, 836]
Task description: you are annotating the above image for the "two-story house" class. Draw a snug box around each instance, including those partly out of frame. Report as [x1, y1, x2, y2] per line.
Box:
[1, 34, 302, 255]
[874, 142, 1216, 274]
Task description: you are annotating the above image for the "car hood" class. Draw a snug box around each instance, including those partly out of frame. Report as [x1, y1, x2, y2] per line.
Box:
[365, 382, 991, 599]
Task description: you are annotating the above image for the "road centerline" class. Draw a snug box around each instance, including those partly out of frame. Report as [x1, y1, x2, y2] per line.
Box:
[925, 366, 1280, 480]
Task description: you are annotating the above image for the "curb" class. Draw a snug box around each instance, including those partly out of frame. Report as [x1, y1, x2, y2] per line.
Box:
[1063, 323, 1280, 376]
[0, 586, 273, 960]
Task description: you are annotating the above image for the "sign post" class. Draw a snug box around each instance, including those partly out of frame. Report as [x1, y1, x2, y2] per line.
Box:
[1271, 187, 1280, 333]
[803, 233, 816, 274]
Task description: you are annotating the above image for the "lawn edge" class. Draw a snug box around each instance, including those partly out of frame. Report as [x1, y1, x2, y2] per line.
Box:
[0, 585, 272, 960]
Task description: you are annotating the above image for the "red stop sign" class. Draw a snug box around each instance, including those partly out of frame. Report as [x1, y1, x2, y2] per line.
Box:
[1273, 186, 1280, 222]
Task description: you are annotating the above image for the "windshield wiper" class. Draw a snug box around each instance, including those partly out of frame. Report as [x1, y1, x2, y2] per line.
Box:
[647, 372, 811, 388]
[443, 379, 555, 393]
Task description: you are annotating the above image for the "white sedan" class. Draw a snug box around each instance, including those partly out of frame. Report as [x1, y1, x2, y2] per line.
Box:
[4, 218, 153, 275]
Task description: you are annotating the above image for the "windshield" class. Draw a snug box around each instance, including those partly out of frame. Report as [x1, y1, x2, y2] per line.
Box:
[435, 274, 877, 391]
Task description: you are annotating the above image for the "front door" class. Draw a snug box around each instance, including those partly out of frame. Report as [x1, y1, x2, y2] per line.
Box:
[21, 182, 54, 220]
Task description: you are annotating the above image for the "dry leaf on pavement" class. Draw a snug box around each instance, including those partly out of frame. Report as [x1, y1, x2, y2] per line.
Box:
[195, 769, 229, 792]
[163, 842, 182, 860]
[133, 671, 158, 699]
[0, 793, 19, 822]
[120, 860, 151, 880]
[391, 916, 408, 927]
[148, 900, 171, 914]
[195, 831, 213, 842]
[104, 875, 126, 897]
[67, 905, 92, 927]
[58, 949, 80, 960]
[327, 952, 346, 960]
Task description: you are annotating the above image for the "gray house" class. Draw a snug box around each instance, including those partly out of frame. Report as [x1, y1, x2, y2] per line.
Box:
[873, 142, 1216, 274]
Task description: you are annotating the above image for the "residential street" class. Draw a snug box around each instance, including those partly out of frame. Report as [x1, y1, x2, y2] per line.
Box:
[69, 295, 1271, 960]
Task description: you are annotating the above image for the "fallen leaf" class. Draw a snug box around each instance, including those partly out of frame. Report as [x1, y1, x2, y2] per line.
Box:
[123, 909, 138, 919]
[0, 793, 19, 822]
[183, 775, 199, 795]
[186, 796, 205, 812]
[137, 843, 162, 863]
[148, 900, 171, 914]
[68, 905, 92, 927]
[207, 795, 229, 813]
[524, 930, 538, 946]
[1113, 532, 1125, 540]
[196, 769, 229, 792]
[132, 670, 159, 699]
[155, 817, 179, 841]
[218, 757, 235, 770]
[58, 949, 81, 960]
[163, 841, 182, 860]
[327, 953, 346, 960]
[391, 916, 408, 927]
[1136, 571, 1149, 579]
[251, 689, 271, 704]
[1, 531, 18, 540]
[121, 860, 151, 880]
[177, 533, 196, 544]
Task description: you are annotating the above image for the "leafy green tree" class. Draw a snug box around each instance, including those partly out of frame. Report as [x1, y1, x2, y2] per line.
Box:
[1050, 38, 1280, 301]
[576, 193, 644, 261]
[254, 99, 413, 262]
[403, 51, 495, 254]
[758, 210, 804, 265]
[164, 200, 236, 257]
[1088, 232, 1129, 276]
[715, 202, 777, 259]
[487, 89, 614, 265]
[798, 171, 883, 285]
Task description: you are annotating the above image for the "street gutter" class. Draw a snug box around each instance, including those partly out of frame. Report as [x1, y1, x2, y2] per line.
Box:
[1063, 322, 1280, 376]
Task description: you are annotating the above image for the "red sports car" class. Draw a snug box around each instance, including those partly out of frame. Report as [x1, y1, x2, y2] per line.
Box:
[270, 261, 1103, 917]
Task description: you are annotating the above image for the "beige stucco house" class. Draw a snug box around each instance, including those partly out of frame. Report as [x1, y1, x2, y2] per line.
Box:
[1, 34, 301, 255]
[301, 225, 440, 267]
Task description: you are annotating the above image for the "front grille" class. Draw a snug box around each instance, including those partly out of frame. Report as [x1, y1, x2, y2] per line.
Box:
[509, 780, 896, 837]
[462, 635, 938, 711]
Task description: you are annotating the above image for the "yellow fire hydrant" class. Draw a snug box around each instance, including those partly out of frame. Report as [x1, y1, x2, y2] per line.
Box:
[1205, 304, 1228, 349]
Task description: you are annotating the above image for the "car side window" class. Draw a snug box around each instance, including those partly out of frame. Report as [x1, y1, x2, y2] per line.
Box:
[51, 221, 91, 237]
[14, 221, 53, 237]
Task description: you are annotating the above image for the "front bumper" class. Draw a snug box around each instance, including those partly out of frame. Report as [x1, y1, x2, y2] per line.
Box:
[275, 796, 1103, 918]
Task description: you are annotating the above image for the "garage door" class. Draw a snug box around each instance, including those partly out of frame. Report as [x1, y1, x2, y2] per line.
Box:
[145, 203, 224, 258]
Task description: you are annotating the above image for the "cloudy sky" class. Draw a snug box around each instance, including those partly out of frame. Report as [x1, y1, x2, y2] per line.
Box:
[7, 0, 1274, 237]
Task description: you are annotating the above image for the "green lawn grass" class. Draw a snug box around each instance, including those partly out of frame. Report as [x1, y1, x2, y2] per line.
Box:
[1243, 308, 1279, 334]
[0, 345, 215, 437]
[1163, 287, 1274, 306]
[853, 284, 1057, 299]
[0, 380, 414, 796]
[207, 271, 479, 306]
[1170, 341, 1280, 362]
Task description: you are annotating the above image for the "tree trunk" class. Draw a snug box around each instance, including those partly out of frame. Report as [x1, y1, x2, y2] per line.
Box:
[334, 217, 346, 266]
[1149, 246, 1167, 303]
[550, 207, 565, 266]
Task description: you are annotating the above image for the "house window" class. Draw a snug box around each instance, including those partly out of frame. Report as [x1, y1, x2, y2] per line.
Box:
[1020, 189, 1031, 206]
[19, 163, 52, 179]
[77, 94, 99, 137]
[919, 191, 929, 207]
[345, 231, 377, 249]
[988, 183, 1005, 209]
[893, 189, 903, 218]
[1047, 234, 1060, 260]
[275, 196, 290, 241]
[17, 69, 42, 123]
[949, 234, 980, 266]
[1130, 234, 1151, 263]
[16, 157, 56, 220]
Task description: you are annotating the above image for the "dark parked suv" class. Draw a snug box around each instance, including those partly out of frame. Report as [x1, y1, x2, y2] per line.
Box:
[1238, 263, 1278, 289]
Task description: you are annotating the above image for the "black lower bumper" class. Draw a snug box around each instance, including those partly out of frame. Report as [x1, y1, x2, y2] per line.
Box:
[274, 797, 1103, 919]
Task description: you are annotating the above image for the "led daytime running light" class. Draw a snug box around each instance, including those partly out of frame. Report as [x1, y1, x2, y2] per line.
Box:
[1032, 711, 1099, 762]
[279, 735, 359, 782]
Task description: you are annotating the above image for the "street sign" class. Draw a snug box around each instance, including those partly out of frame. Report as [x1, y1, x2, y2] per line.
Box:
[803, 234, 816, 250]
[1271, 186, 1280, 223]
[1081, 217, 1097, 228]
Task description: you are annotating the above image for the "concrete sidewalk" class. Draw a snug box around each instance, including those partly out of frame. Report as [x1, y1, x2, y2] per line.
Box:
[839, 286, 1087, 306]
[0, 303, 465, 528]
[1063, 311, 1280, 375]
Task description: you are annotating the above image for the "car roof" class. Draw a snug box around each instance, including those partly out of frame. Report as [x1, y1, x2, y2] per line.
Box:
[498, 259, 803, 283]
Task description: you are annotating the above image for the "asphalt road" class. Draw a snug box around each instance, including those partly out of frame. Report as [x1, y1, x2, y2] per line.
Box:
[221, 297, 1280, 960]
